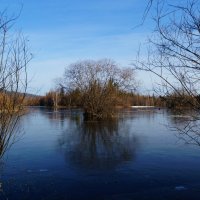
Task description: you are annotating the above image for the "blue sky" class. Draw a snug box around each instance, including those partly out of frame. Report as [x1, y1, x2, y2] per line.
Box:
[1, 0, 155, 95]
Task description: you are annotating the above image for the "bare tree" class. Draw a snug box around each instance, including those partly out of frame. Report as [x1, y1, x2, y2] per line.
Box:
[62, 59, 137, 120]
[133, 0, 200, 146]
[0, 11, 31, 158]
[134, 0, 200, 109]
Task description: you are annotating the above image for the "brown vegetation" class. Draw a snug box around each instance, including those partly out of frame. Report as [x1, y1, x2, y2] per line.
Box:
[0, 11, 31, 157]
[60, 59, 137, 120]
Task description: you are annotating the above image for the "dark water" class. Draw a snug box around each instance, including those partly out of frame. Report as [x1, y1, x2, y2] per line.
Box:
[1, 107, 200, 200]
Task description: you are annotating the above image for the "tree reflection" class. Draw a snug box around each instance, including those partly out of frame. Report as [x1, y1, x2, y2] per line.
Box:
[0, 118, 22, 200]
[58, 118, 138, 170]
[0, 117, 22, 159]
[35, 107, 82, 128]
[167, 109, 200, 147]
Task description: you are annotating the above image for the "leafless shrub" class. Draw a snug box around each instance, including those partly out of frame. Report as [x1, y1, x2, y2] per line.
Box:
[0, 11, 31, 158]
[62, 59, 137, 120]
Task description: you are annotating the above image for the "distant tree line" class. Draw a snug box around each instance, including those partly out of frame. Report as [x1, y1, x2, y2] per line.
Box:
[25, 88, 200, 112]
[26, 90, 164, 108]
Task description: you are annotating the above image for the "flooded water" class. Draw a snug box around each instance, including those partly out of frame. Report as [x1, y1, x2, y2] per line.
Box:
[1, 107, 200, 200]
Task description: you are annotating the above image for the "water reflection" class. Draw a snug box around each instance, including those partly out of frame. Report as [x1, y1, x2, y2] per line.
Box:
[0, 118, 23, 200]
[167, 109, 200, 146]
[35, 106, 82, 128]
[0, 118, 23, 159]
[58, 118, 138, 170]
[2, 108, 200, 200]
